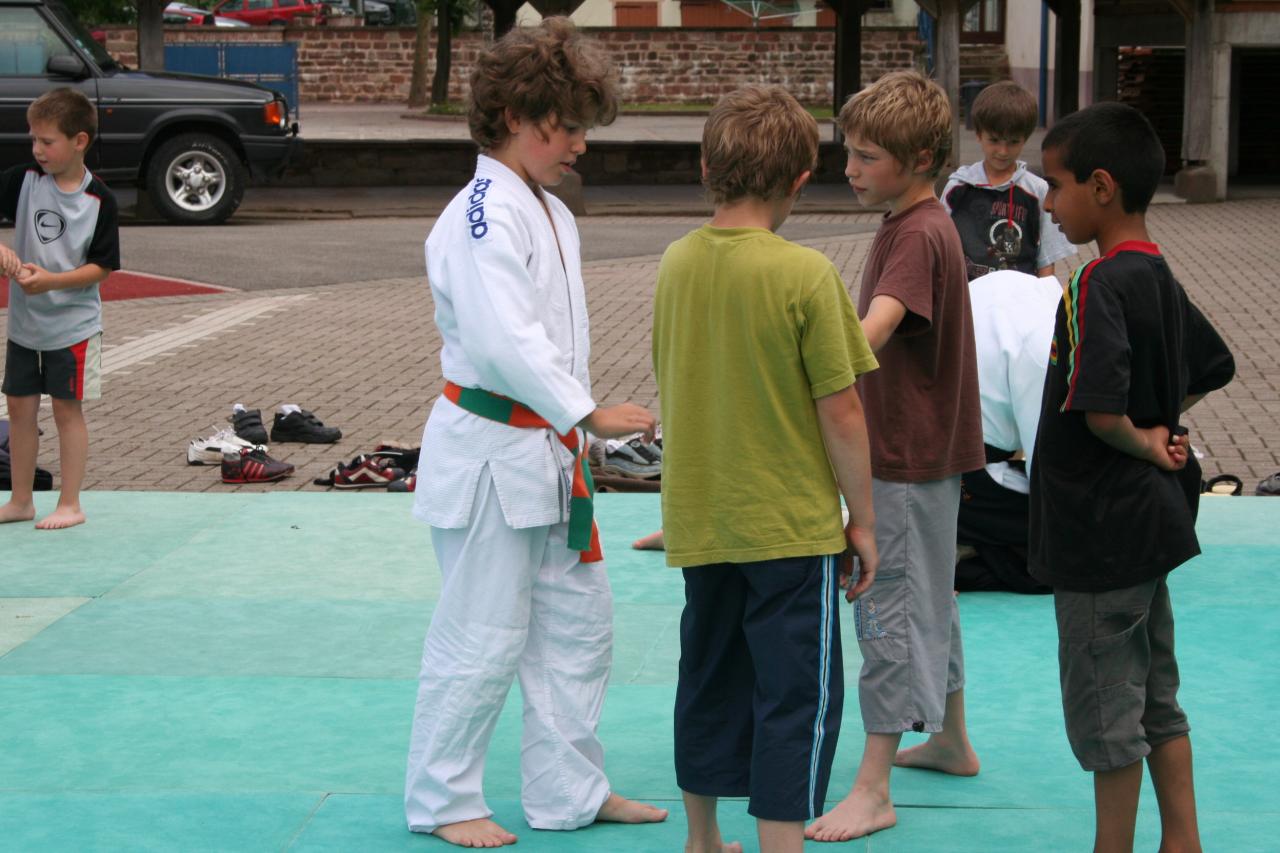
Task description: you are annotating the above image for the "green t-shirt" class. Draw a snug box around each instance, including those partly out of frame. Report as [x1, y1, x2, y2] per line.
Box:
[653, 226, 878, 567]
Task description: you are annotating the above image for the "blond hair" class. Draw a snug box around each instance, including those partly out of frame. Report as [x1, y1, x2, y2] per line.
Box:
[837, 70, 951, 178]
[27, 87, 97, 144]
[468, 17, 618, 150]
[701, 85, 819, 205]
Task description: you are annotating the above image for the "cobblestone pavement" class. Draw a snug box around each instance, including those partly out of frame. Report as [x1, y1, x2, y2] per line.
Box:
[2, 202, 1277, 493]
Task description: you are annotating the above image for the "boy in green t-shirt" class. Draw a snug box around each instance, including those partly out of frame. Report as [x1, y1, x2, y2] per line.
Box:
[653, 84, 880, 853]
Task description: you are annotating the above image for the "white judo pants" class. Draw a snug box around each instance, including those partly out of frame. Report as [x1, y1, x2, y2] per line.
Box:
[405, 467, 614, 833]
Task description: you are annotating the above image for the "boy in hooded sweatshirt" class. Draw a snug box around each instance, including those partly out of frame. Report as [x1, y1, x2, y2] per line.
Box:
[941, 81, 1075, 281]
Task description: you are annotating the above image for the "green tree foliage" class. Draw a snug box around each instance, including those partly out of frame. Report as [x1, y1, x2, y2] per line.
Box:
[62, 0, 137, 25]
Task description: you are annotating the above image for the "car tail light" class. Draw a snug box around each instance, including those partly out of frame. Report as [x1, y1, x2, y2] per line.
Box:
[263, 100, 286, 128]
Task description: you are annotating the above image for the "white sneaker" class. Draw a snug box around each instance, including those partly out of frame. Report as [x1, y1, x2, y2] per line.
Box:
[187, 427, 266, 465]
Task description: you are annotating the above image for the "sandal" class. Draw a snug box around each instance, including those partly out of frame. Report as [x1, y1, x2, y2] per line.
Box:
[1202, 474, 1243, 496]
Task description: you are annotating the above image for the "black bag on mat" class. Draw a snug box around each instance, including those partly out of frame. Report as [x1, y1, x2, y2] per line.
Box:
[0, 420, 54, 491]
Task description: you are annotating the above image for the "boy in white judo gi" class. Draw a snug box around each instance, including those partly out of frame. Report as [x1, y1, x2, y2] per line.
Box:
[403, 17, 667, 849]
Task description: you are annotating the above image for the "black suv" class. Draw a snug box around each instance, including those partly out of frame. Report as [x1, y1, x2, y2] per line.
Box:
[0, 0, 300, 224]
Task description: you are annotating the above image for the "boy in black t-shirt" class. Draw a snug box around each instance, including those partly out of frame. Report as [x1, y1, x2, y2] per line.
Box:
[1031, 102, 1234, 853]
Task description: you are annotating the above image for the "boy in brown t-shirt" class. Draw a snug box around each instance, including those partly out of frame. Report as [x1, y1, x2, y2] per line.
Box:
[808, 71, 987, 843]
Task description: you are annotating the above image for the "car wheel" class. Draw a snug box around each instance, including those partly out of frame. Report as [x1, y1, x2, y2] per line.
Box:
[146, 133, 246, 225]
[269, 18, 286, 25]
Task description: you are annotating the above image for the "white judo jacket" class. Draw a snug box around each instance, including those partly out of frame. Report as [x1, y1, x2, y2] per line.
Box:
[413, 155, 597, 530]
[968, 269, 1063, 494]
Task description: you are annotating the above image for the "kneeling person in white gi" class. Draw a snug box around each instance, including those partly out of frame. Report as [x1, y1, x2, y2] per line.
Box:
[403, 18, 667, 850]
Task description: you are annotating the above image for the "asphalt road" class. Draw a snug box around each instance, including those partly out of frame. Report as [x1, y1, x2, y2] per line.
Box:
[112, 216, 879, 290]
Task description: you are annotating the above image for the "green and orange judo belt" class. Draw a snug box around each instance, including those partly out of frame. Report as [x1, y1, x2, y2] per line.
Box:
[443, 381, 602, 563]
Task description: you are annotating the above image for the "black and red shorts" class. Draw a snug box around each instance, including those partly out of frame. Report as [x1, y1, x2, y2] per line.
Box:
[2, 334, 102, 401]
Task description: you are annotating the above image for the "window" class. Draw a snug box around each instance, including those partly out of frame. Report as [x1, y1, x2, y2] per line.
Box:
[247, 0, 274, 10]
[614, 1, 658, 26]
[278, 0, 301, 8]
[0, 8, 76, 77]
[961, 0, 1004, 44]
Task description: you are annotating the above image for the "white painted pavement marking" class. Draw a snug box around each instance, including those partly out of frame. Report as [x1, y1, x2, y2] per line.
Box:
[0, 294, 312, 419]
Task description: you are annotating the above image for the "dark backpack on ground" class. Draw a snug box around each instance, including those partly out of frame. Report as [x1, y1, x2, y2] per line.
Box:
[0, 420, 53, 491]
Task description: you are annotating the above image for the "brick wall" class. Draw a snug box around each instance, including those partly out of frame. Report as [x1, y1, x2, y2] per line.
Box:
[97, 25, 923, 106]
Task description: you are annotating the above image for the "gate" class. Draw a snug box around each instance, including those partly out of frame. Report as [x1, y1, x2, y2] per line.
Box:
[164, 42, 300, 118]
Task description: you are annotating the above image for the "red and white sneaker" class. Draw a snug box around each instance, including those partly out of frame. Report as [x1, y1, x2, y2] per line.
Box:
[333, 455, 404, 490]
[221, 447, 295, 484]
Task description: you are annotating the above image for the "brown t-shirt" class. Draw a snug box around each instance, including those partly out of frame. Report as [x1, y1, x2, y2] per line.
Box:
[856, 198, 985, 482]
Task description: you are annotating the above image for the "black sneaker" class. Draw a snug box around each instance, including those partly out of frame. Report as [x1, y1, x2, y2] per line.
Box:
[271, 408, 342, 443]
[228, 406, 269, 445]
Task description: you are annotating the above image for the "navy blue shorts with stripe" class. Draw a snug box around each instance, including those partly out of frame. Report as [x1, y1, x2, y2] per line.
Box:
[675, 553, 843, 822]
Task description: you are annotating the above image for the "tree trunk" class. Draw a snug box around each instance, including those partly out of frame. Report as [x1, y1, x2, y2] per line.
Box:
[491, 0, 518, 38]
[137, 0, 166, 72]
[430, 0, 452, 106]
[408, 6, 433, 107]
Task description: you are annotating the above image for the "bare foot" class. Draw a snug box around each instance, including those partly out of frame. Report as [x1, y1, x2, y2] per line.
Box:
[431, 818, 518, 848]
[631, 530, 666, 551]
[805, 790, 896, 842]
[686, 840, 744, 853]
[894, 737, 980, 776]
[0, 500, 36, 524]
[35, 505, 85, 530]
[595, 793, 669, 824]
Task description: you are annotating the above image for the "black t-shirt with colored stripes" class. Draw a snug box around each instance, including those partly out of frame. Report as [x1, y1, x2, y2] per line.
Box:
[1028, 241, 1235, 592]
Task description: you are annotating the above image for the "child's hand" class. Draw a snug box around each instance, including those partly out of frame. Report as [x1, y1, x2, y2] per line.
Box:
[581, 404, 657, 443]
[0, 244, 20, 278]
[839, 522, 879, 602]
[1143, 425, 1186, 472]
[16, 263, 52, 295]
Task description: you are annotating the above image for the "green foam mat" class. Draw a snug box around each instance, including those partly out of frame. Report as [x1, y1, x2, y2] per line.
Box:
[0, 491, 1276, 850]
[0, 793, 321, 853]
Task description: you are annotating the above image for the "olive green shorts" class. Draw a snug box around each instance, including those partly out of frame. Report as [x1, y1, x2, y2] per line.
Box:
[1054, 575, 1190, 772]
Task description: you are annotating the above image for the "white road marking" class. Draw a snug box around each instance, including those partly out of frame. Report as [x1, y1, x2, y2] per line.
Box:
[0, 294, 311, 419]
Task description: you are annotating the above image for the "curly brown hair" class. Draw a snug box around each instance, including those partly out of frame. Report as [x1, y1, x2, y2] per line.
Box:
[701, 85, 819, 205]
[27, 87, 97, 144]
[469, 17, 619, 150]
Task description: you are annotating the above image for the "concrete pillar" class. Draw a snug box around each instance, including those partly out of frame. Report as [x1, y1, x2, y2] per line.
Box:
[832, 0, 865, 119]
[1053, 0, 1081, 119]
[1174, 0, 1216, 202]
[1208, 42, 1232, 201]
[934, 0, 961, 173]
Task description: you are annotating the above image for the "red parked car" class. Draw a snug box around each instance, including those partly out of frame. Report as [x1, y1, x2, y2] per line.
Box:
[210, 0, 325, 26]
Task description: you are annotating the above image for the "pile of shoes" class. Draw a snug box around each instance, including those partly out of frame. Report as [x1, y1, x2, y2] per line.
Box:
[231, 403, 342, 445]
[587, 428, 662, 493]
[314, 442, 420, 492]
[599, 429, 662, 479]
[186, 403, 345, 485]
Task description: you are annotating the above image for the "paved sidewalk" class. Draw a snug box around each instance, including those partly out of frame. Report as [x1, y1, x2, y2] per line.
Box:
[2, 202, 1277, 494]
[198, 107, 1052, 220]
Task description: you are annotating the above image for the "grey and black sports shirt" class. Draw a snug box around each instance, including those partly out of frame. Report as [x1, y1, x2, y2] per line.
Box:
[1, 163, 119, 350]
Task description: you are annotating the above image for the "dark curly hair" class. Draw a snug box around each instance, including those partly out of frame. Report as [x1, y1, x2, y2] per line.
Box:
[469, 17, 619, 150]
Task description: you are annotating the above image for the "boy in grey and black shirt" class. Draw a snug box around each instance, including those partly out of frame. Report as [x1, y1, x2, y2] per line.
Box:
[0, 88, 118, 530]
